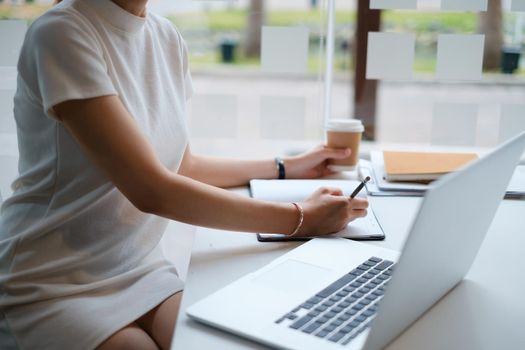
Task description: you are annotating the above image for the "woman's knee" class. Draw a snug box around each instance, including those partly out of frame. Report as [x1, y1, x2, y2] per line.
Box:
[136, 292, 183, 350]
[97, 322, 159, 350]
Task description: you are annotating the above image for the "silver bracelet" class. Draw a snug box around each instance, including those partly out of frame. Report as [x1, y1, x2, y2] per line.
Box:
[290, 202, 304, 237]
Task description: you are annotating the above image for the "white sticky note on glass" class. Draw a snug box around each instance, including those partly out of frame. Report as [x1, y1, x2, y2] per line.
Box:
[441, 0, 487, 11]
[261, 26, 309, 74]
[417, 0, 441, 10]
[512, 0, 525, 11]
[499, 105, 525, 143]
[366, 32, 415, 81]
[436, 34, 484, 81]
[190, 94, 237, 138]
[0, 20, 27, 67]
[370, 0, 417, 9]
[431, 103, 478, 146]
[0, 90, 16, 134]
[260, 96, 306, 140]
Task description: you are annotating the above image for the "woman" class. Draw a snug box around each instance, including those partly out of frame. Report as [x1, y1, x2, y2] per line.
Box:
[0, 0, 368, 349]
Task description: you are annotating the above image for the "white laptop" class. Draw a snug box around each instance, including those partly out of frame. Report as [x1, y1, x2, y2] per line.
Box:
[187, 132, 525, 350]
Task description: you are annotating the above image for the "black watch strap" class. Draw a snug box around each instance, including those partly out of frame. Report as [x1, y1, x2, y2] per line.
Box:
[275, 157, 285, 180]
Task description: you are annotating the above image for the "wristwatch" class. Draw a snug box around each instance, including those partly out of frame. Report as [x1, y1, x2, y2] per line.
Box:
[275, 157, 285, 180]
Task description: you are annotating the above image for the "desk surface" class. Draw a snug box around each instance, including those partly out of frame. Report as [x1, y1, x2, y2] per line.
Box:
[171, 189, 525, 350]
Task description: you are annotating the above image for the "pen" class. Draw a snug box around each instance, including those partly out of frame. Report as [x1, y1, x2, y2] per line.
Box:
[350, 176, 371, 199]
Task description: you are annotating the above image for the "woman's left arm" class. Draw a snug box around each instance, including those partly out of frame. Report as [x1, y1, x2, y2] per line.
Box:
[178, 145, 352, 188]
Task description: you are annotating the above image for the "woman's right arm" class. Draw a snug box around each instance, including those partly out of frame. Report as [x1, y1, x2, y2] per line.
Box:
[54, 95, 368, 236]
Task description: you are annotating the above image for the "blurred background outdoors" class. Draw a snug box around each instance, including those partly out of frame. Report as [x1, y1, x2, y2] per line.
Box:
[1, 0, 525, 159]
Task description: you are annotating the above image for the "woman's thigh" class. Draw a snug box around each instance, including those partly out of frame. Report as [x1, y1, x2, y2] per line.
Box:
[135, 291, 183, 350]
[97, 322, 158, 350]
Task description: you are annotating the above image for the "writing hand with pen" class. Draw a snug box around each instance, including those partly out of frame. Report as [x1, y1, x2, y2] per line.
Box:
[292, 177, 370, 238]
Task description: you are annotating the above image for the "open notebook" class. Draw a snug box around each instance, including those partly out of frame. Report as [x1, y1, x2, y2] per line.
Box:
[250, 179, 385, 241]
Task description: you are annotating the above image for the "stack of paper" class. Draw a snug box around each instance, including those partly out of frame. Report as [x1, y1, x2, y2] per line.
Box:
[362, 152, 525, 199]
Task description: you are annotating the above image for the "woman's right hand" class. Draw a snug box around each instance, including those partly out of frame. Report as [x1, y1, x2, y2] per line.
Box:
[295, 187, 369, 237]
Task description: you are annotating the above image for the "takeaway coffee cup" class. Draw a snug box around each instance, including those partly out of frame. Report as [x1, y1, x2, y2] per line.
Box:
[325, 119, 364, 171]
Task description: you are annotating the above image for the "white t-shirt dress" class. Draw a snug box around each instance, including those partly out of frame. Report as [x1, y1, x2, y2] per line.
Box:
[0, 0, 193, 348]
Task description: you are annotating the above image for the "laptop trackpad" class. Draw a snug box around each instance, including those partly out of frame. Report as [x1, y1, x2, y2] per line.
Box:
[251, 259, 331, 295]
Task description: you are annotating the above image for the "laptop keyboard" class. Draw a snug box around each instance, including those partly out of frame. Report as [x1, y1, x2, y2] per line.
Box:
[275, 257, 395, 345]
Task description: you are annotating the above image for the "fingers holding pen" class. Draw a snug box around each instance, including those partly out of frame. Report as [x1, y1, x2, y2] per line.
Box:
[331, 192, 369, 223]
[347, 197, 368, 219]
[320, 186, 369, 214]
[300, 183, 370, 236]
[349, 197, 369, 210]
[345, 176, 370, 220]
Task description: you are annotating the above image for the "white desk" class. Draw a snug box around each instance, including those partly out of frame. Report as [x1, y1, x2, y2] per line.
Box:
[171, 189, 525, 349]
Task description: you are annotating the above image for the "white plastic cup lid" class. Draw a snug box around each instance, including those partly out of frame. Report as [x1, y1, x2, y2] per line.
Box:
[325, 118, 364, 132]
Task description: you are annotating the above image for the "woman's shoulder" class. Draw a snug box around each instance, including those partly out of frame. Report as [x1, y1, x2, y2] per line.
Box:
[18, 2, 103, 84]
[147, 12, 184, 45]
[26, 3, 91, 44]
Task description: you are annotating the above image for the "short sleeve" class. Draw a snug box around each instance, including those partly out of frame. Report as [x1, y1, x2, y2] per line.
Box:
[20, 14, 117, 119]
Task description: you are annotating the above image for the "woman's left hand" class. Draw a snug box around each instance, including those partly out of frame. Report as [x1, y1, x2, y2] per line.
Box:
[284, 145, 352, 179]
